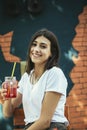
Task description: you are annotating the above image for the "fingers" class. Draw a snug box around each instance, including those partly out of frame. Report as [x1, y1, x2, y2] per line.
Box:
[0, 82, 10, 103]
[0, 88, 8, 101]
[1, 82, 6, 88]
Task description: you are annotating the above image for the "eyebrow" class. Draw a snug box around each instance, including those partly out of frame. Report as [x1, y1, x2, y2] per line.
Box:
[33, 40, 48, 45]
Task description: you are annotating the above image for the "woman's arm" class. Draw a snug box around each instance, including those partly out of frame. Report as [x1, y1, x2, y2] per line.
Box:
[27, 91, 61, 130]
[1, 87, 22, 118]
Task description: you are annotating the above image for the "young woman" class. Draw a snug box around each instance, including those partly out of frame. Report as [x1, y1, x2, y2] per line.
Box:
[1, 28, 69, 130]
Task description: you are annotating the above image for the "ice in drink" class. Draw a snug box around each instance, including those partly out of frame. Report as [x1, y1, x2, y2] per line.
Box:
[4, 76, 17, 98]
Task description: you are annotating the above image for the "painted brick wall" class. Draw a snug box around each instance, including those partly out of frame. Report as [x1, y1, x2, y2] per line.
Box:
[0, 5, 87, 130]
[0, 31, 20, 62]
[66, 6, 87, 130]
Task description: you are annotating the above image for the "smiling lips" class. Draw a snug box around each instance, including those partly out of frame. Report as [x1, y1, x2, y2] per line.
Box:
[32, 53, 42, 58]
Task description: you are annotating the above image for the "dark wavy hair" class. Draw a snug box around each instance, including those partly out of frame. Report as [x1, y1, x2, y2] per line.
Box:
[26, 28, 60, 74]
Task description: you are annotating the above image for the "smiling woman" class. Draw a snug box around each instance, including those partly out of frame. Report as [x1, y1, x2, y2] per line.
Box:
[30, 35, 52, 69]
[1, 28, 69, 130]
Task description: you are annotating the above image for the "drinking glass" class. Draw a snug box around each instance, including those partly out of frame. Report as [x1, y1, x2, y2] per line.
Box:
[4, 76, 17, 98]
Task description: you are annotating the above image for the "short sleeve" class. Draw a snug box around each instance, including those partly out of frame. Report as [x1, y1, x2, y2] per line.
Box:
[45, 67, 68, 95]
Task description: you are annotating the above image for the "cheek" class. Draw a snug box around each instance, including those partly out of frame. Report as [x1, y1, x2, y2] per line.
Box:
[48, 49, 52, 57]
[30, 47, 33, 52]
[30, 47, 33, 54]
[29, 50, 32, 58]
[46, 51, 51, 58]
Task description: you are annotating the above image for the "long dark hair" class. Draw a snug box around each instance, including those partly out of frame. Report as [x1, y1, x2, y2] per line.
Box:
[26, 28, 60, 74]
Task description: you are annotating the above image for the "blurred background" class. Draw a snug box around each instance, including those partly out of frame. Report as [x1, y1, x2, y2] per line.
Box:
[0, 0, 87, 130]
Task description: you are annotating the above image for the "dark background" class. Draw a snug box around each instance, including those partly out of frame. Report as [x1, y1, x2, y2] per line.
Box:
[0, 0, 87, 129]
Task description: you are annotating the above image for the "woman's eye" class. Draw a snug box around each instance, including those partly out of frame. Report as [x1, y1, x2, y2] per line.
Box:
[32, 43, 37, 46]
[40, 45, 47, 49]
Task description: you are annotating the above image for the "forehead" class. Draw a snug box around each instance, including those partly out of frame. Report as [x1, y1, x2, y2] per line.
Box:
[34, 36, 51, 45]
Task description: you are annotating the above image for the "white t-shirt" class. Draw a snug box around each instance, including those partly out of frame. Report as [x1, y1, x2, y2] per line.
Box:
[17, 66, 69, 126]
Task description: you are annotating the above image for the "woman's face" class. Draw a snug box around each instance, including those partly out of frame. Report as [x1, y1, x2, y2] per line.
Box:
[30, 36, 52, 66]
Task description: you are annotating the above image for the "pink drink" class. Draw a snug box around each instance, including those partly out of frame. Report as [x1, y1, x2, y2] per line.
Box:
[4, 77, 17, 98]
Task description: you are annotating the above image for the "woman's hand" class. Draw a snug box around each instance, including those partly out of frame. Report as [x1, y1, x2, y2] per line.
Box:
[0, 82, 9, 104]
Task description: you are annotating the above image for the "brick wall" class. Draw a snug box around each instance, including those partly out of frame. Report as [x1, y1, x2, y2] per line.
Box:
[0, 5, 87, 130]
[0, 31, 20, 62]
[66, 6, 87, 130]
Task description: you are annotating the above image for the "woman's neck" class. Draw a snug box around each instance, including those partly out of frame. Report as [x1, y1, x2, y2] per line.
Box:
[30, 70, 43, 85]
[34, 64, 45, 77]
[30, 65, 45, 85]
[34, 68, 44, 79]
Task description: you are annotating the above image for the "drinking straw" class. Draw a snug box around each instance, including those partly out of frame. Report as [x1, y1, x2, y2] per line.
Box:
[11, 62, 16, 77]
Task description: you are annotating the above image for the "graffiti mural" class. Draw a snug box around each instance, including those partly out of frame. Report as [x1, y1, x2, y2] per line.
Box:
[0, 0, 87, 130]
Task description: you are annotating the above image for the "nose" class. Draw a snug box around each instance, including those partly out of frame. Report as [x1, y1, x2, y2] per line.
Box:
[34, 45, 40, 52]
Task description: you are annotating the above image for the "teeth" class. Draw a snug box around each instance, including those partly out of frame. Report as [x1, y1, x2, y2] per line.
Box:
[34, 54, 38, 56]
[33, 53, 40, 57]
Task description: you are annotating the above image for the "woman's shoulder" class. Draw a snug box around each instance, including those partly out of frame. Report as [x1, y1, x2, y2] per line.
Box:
[48, 66, 67, 80]
[48, 66, 63, 74]
[48, 67, 68, 85]
[18, 72, 29, 86]
[20, 72, 29, 80]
